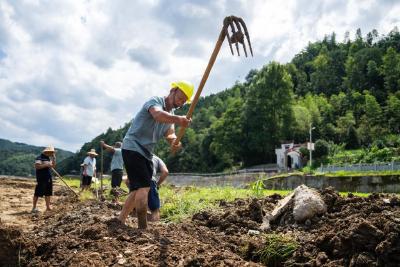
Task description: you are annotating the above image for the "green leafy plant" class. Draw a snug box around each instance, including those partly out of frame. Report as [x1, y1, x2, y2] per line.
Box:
[249, 177, 265, 197]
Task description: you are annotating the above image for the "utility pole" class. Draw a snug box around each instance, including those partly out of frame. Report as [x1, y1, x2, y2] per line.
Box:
[309, 123, 315, 168]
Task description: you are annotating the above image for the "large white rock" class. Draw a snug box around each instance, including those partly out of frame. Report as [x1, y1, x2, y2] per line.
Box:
[260, 185, 327, 230]
[293, 185, 327, 222]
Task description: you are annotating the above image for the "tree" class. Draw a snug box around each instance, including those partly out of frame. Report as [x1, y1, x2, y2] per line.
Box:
[314, 139, 329, 159]
[310, 46, 340, 95]
[292, 104, 311, 142]
[357, 93, 385, 145]
[242, 62, 295, 166]
[366, 29, 378, 46]
[386, 94, 400, 133]
[335, 111, 356, 145]
[285, 63, 309, 96]
[210, 98, 245, 166]
[364, 92, 383, 125]
[381, 47, 400, 93]
[344, 47, 383, 100]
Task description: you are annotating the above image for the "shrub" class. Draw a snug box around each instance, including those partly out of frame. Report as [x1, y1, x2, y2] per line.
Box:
[314, 139, 329, 158]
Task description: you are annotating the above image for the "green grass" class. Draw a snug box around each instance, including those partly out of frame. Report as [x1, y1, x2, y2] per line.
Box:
[60, 176, 291, 222]
[59, 176, 378, 222]
[159, 185, 291, 222]
[255, 233, 298, 267]
[338, 191, 369, 197]
[58, 176, 130, 201]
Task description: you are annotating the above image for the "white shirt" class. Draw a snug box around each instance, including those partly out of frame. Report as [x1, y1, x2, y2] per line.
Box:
[83, 156, 96, 177]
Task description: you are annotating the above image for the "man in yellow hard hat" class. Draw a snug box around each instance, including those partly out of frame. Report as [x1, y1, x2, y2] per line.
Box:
[119, 81, 193, 229]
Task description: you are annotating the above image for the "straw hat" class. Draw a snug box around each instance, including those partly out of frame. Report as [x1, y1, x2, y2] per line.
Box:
[87, 148, 98, 156]
[42, 146, 56, 154]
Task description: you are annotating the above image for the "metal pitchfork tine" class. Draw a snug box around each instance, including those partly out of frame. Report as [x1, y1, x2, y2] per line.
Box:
[224, 16, 253, 57]
[171, 15, 253, 153]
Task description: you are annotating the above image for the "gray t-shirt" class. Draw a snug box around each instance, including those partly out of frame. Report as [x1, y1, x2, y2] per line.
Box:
[122, 97, 174, 159]
[152, 155, 166, 183]
[110, 148, 123, 171]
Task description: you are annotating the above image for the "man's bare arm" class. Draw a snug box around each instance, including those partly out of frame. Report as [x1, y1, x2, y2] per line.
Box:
[149, 107, 191, 127]
[34, 161, 53, 170]
[164, 126, 182, 151]
[157, 163, 169, 187]
[100, 141, 115, 153]
[164, 126, 176, 145]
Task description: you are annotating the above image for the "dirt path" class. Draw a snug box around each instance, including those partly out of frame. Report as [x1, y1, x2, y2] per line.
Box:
[0, 177, 61, 230]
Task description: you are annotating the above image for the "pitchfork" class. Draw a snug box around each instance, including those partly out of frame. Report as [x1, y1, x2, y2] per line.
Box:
[171, 15, 253, 153]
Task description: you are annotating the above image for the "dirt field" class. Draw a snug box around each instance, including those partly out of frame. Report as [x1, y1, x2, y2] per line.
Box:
[1, 176, 399, 266]
[0, 177, 62, 230]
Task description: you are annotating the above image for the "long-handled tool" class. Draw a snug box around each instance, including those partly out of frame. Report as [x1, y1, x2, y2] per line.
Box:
[171, 15, 253, 153]
[51, 168, 79, 197]
[100, 144, 104, 198]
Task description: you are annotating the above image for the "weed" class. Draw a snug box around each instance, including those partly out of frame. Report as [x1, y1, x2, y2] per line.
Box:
[249, 178, 265, 197]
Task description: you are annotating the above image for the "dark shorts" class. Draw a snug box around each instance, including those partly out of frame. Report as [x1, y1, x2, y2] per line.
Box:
[122, 149, 153, 191]
[111, 169, 123, 188]
[82, 175, 92, 186]
[34, 179, 53, 197]
[148, 180, 160, 211]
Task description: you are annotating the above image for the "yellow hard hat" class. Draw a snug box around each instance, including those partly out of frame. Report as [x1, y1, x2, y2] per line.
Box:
[170, 81, 194, 103]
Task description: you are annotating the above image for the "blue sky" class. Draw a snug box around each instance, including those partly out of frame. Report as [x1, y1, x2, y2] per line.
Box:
[0, 0, 399, 152]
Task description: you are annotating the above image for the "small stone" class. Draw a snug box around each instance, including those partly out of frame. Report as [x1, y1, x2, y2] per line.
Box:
[247, 229, 260, 235]
[124, 249, 133, 255]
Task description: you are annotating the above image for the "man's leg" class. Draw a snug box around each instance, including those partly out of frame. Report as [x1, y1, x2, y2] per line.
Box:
[147, 180, 160, 222]
[32, 196, 38, 210]
[135, 187, 150, 229]
[118, 190, 137, 224]
[114, 170, 123, 203]
[45, 196, 51, 211]
[80, 176, 87, 192]
[111, 171, 118, 203]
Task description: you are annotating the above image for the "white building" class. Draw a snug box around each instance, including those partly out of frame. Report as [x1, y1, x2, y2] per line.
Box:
[275, 143, 304, 170]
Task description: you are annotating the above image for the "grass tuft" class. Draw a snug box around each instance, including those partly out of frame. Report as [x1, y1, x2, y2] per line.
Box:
[256, 233, 298, 267]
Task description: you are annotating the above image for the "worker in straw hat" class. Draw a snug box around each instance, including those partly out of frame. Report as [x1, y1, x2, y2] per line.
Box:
[119, 81, 193, 229]
[32, 145, 56, 213]
[80, 148, 98, 192]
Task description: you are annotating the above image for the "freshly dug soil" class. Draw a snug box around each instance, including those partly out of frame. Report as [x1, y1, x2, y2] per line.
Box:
[1, 177, 399, 266]
[192, 188, 400, 266]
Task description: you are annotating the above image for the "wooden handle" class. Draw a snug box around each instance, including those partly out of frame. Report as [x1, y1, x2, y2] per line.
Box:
[51, 168, 79, 197]
[171, 27, 227, 154]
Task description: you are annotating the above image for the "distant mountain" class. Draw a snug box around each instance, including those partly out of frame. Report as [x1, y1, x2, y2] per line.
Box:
[0, 138, 74, 177]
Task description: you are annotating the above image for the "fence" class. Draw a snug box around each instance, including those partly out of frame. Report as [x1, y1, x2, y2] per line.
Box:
[317, 162, 400, 173]
[169, 165, 278, 177]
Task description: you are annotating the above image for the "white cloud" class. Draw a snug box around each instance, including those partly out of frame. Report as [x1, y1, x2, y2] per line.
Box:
[0, 0, 398, 151]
